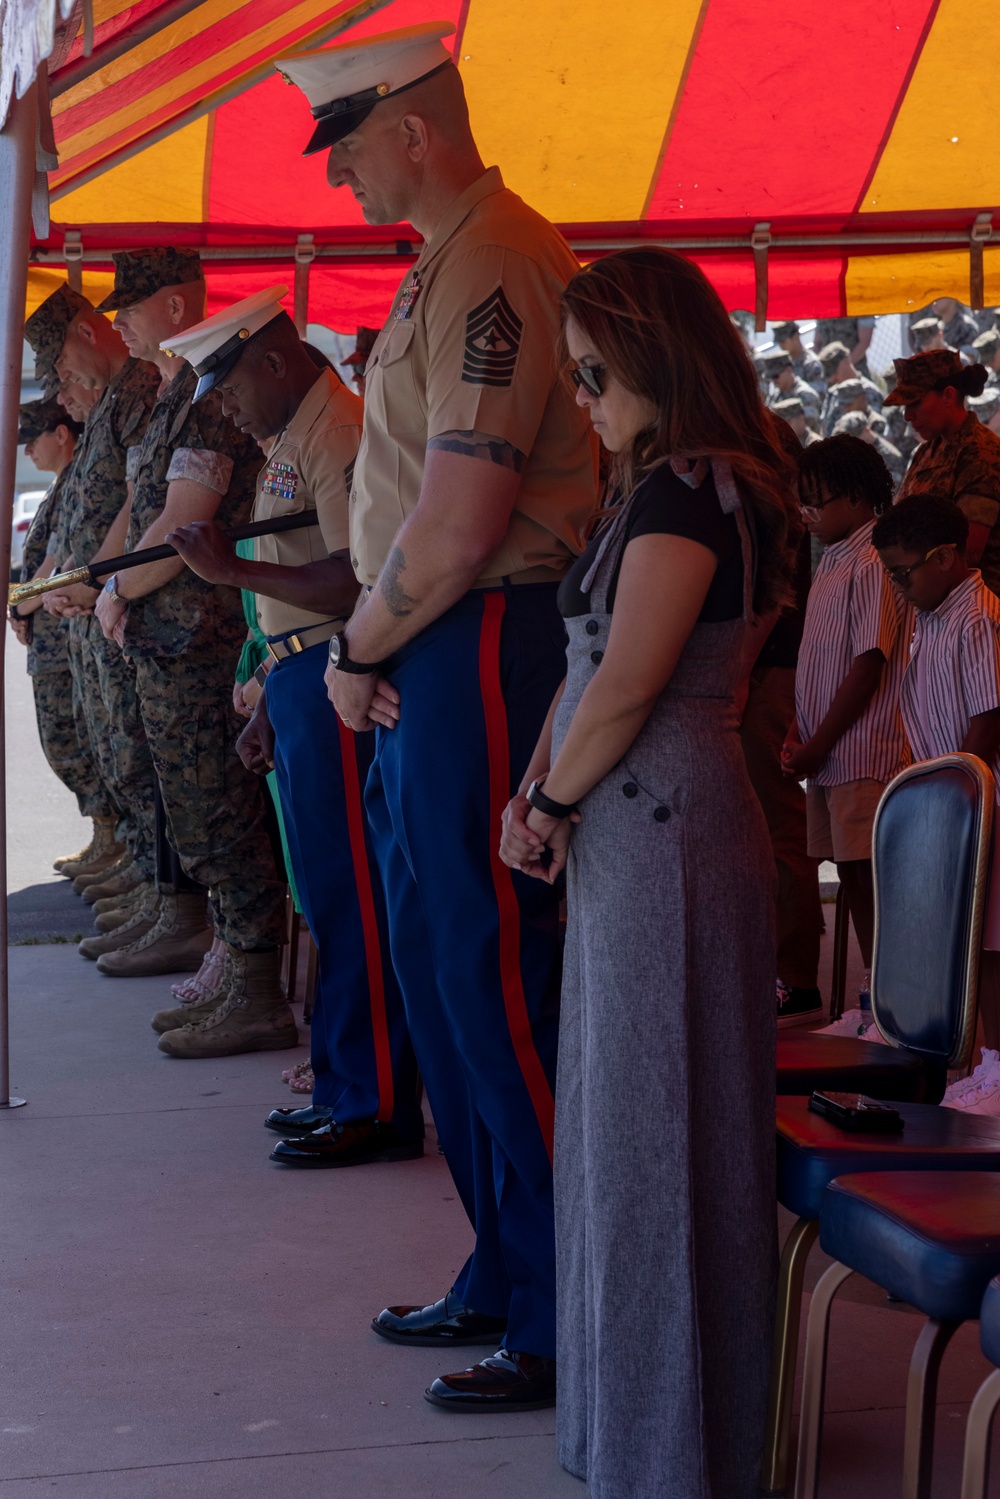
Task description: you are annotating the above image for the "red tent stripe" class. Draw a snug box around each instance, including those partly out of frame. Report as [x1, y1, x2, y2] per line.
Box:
[53, 0, 333, 142]
[647, 1, 940, 222]
[850, 0, 942, 214]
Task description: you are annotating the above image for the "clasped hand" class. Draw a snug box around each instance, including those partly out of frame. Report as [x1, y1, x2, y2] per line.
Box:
[324, 659, 401, 734]
[499, 791, 579, 884]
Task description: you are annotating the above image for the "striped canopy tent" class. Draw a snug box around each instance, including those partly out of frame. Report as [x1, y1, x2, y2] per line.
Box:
[23, 0, 1000, 333]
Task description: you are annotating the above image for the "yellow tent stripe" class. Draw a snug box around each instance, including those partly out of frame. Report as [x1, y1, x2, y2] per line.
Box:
[459, 0, 704, 222]
[54, 0, 332, 161]
[53, 0, 248, 112]
[845, 247, 1000, 314]
[861, 0, 1000, 214]
[55, 118, 211, 225]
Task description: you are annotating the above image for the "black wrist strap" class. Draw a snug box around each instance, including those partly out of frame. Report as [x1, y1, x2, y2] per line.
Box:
[528, 782, 577, 819]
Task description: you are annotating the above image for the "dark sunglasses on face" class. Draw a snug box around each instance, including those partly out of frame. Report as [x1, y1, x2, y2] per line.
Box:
[570, 364, 606, 398]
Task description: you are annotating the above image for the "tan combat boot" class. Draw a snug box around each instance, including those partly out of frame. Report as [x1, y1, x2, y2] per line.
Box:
[53, 820, 99, 874]
[95, 893, 211, 977]
[72, 849, 132, 896]
[58, 816, 124, 880]
[93, 882, 153, 932]
[157, 948, 298, 1058]
[78, 890, 160, 960]
[81, 861, 144, 905]
[150, 950, 233, 1034]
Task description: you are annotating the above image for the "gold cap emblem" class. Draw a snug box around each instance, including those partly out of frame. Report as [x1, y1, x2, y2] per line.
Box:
[376, 82, 390, 96]
[238, 328, 250, 340]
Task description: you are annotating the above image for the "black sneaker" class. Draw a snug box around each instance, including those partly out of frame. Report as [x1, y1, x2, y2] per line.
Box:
[776, 980, 823, 1029]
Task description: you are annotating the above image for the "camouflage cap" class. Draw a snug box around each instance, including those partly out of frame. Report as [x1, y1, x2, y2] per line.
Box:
[17, 396, 67, 443]
[342, 325, 379, 366]
[831, 377, 867, 404]
[973, 328, 1000, 357]
[911, 316, 944, 348]
[23, 284, 93, 385]
[817, 340, 851, 372]
[762, 349, 793, 374]
[868, 410, 888, 435]
[832, 410, 870, 436]
[884, 349, 966, 406]
[968, 388, 1000, 422]
[772, 396, 805, 418]
[93, 247, 204, 312]
[771, 321, 800, 341]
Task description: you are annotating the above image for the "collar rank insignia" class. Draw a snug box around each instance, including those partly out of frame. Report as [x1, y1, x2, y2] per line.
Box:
[394, 270, 422, 322]
[261, 460, 298, 501]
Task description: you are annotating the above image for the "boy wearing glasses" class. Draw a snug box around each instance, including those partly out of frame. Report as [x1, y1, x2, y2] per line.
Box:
[781, 435, 909, 1032]
[872, 493, 1000, 1102]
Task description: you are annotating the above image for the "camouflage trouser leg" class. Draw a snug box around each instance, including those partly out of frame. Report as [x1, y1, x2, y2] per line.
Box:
[91, 632, 156, 881]
[133, 654, 285, 950]
[65, 630, 116, 819]
[30, 665, 107, 816]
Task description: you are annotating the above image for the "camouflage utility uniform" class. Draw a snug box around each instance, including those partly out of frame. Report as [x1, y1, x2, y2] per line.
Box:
[21, 470, 105, 814]
[814, 316, 875, 376]
[898, 413, 1000, 593]
[123, 364, 284, 950]
[64, 356, 160, 877]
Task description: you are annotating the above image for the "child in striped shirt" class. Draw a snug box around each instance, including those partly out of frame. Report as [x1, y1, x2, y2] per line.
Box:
[872, 493, 1000, 1109]
[782, 436, 909, 1032]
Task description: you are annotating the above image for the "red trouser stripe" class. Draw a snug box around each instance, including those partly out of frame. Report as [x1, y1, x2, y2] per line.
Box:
[337, 718, 394, 1124]
[478, 592, 556, 1164]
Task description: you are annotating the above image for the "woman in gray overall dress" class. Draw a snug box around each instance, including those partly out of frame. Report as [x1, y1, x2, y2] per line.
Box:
[501, 249, 800, 1499]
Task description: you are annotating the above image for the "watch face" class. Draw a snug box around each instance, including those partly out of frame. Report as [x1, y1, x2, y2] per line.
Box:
[328, 632, 342, 667]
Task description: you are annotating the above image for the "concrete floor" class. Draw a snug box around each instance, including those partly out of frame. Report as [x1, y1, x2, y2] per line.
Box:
[4, 633, 1000, 1497]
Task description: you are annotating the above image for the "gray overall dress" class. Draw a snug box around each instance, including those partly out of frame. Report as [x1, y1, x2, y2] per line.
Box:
[552, 460, 778, 1499]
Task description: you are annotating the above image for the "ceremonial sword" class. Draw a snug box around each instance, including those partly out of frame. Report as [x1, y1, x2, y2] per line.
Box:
[8, 511, 320, 608]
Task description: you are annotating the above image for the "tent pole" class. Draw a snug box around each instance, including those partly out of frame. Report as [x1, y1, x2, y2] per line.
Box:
[0, 81, 37, 1112]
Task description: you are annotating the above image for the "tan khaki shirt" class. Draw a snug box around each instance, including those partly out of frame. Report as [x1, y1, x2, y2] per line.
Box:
[351, 167, 596, 586]
[252, 368, 362, 636]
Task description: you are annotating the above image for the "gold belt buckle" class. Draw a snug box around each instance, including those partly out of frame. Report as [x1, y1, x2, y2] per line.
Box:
[266, 641, 282, 663]
[287, 633, 305, 654]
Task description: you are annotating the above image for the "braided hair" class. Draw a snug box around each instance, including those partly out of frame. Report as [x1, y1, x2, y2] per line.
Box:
[798, 433, 894, 516]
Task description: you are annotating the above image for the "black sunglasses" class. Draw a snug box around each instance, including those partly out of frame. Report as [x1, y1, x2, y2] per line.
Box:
[570, 364, 606, 398]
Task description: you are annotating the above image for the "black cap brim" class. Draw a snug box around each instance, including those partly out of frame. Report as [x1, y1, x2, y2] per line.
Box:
[303, 102, 376, 156]
[193, 344, 245, 403]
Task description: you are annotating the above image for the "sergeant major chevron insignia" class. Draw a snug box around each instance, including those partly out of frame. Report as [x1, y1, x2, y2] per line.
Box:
[462, 286, 523, 388]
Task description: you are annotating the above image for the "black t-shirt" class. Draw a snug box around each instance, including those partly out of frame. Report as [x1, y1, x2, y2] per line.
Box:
[558, 461, 743, 620]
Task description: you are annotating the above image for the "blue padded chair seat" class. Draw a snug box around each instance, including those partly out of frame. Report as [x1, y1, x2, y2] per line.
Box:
[777, 1097, 1000, 1219]
[981, 1276, 1000, 1367]
[777, 1034, 929, 1100]
[821, 1172, 1000, 1322]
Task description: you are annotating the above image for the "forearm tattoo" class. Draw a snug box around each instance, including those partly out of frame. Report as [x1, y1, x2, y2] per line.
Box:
[380, 545, 419, 617]
[427, 429, 526, 473]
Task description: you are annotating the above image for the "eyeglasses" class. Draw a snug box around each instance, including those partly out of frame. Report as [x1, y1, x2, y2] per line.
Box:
[569, 364, 606, 398]
[798, 494, 843, 519]
[882, 545, 948, 586]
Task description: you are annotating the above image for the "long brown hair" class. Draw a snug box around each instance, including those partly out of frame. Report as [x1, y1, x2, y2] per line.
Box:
[561, 248, 800, 614]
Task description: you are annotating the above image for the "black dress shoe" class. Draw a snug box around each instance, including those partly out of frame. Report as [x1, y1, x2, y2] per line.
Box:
[372, 1293, 507, 1347]
[264, 1104, 334, 1135]
[269, 1119, 423, 1167]
[425, 1349, 557, 1412]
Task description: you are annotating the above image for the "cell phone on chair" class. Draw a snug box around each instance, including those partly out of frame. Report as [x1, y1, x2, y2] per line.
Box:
[808, 1091, 904, 1133]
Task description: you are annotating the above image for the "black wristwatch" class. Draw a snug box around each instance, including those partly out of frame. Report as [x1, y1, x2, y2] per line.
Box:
[526, 778, 578, 819]
[328, 629, 383, 676]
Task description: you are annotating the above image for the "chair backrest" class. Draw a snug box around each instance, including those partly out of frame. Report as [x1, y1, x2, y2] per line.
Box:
[872, 753, 994, 1074]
